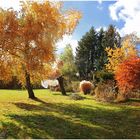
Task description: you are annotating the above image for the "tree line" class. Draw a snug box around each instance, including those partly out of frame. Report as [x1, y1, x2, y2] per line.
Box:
[75, 25, 121, 80]
[0, 24, 121, 91]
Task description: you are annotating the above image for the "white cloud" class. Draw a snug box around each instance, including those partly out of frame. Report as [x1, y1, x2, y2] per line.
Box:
[109, 0, 140, 37]
[97, 0, 103, 4]
[56, 35, 78, 55]
[96, 26, 107, 32]
[0, 0, 21, 10]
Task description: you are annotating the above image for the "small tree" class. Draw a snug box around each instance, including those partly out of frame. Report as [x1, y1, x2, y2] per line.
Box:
[115, 56, 140, 96]
[105, 39, 138, 73]
[60, 44, 77, 81]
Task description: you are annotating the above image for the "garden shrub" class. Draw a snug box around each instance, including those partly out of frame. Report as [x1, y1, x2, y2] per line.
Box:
[128, 90, 140, 98]
[94, 70, 114, 83]
[71, 81, 80, 92]
[115, 93, 128, 102]
[79, 80, 94, 95]
[63, 80, 74, 92]
[94, 80, 118, 102]
[116, 90, 140, 102]
[65, 84, 73, 92]
[115, 56, 140, 99]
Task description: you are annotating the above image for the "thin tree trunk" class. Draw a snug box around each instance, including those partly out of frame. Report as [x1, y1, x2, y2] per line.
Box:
[25, 71, 36, 99]
[57, 76, 67, 96]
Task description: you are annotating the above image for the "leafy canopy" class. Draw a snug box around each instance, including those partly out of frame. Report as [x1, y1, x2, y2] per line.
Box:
[0, 1, 81, 85]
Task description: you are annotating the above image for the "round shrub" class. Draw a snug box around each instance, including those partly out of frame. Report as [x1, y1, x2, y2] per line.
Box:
[72, 81, 80, 92]
[79, 80, 94, 95]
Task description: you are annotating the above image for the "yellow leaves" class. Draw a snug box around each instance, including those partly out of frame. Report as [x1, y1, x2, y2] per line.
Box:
[0, 0, 81, 86]
[105, 39, 138, 73]
[64, 10, 82, 33]
[0, 10, 18, 39]
[0, 56, 13, 82]
[122, 39, 138, 57]
[20, 0, 81, 41]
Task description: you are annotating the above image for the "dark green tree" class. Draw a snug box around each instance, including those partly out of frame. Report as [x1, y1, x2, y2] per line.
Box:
[96, 28, 105, 71]
[75, 27, 97, 80]
[102, 25, 121, 64]
[103, 25, 121, 48]
[75, 25, 121, 80]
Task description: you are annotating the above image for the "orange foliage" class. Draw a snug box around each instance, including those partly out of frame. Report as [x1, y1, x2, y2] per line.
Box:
[79, 80, 93, 95]
[115, 56, 140, 94]
[49, 69, 61, 80]
[0, 58, 12, 82]
[0, 1, 81, 86]
[47, 60, 63, 79]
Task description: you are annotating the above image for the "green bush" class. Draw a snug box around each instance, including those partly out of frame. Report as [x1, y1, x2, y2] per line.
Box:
[63, 80, 80, 92]
[71, 81, 80, 92]
[63, 80, 73, 92]
[65, 84, 73, 92]
[94, 70, 114, 83]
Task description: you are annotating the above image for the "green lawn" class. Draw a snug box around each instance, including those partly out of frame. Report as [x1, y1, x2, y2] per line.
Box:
[0, 89, 140, 139]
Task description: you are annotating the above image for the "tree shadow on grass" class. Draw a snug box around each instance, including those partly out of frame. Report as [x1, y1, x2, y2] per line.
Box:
[14, 102, 46, 111]
[7, 113, 112, 139]
[10, 99, 140, 139]
[0, 122, 22, 139]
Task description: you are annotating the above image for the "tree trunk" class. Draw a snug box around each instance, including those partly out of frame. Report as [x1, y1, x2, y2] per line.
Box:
[25, 71, 36, 99]
[57, 76, 67, 96]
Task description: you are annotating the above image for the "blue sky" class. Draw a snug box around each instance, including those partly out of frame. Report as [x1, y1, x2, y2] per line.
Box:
[56, 0, 140, 54]
[63, 1, 123, 41]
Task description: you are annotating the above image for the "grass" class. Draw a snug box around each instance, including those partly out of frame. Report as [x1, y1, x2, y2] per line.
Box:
[0, 89, 140, 139]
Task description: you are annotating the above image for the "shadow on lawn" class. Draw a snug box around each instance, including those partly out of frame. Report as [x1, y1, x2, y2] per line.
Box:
[1, 99, 140, 139]
[0, 122, 21, 139]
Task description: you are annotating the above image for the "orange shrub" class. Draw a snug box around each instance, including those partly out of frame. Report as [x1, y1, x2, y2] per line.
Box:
[79, 80, 93, 95]
[115, 56, 140, 94]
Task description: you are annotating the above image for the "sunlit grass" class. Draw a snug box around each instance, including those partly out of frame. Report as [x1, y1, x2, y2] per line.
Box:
[0, 89, 140, 139]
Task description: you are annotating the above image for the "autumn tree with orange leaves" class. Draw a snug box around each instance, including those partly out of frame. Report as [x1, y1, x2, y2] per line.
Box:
[115, 56, 140, 97]
[0, 1, 81, 99]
